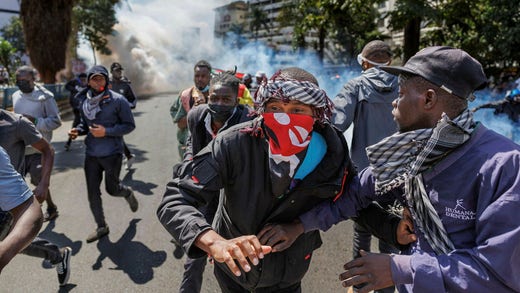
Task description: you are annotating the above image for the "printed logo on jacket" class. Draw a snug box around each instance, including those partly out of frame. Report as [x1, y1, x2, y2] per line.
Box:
[445, 199, 476, 220]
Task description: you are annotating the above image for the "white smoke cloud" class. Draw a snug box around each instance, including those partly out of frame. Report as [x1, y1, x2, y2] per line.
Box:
[77, 0, 359, 97]
[76, 0, 519, 145]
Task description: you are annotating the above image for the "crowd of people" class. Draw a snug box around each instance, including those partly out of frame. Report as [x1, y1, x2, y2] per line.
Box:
[1, 44, 519, 293]
[0, 61, 139, 286]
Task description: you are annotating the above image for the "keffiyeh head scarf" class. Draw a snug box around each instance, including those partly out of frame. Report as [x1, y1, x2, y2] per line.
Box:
[251, 70, 333, 196]
[255, 70, 334, 124]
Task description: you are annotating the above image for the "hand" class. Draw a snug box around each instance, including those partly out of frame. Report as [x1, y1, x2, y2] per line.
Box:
[206, 235, 272, 277]
[22, 114, 36, 124]
[32, 185, 48, 203]
[68, 128, 79, 140]
[397, 207, 417, 245]
[339, 250, 394, 293]
[89, 123, 106, 138]
[257, 221, 304, 252]
[194, 96, 206, 106]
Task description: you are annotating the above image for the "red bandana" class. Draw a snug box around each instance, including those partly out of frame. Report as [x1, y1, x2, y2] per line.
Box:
[262, 113, 314, 156]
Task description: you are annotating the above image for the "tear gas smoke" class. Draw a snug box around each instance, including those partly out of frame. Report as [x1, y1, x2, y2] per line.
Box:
[471, 90, 520, 144]
[79, 0, 358, 99]
[77, 0, 518, 145]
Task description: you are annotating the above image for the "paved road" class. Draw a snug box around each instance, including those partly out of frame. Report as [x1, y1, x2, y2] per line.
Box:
[0, 94, 358, 292]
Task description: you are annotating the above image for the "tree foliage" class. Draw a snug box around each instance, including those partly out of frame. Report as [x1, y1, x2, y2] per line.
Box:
[20, 0, 73, 83]
[279, 0, 384, 64]
[249, 6, 270, 41]
[387, 0, 438, 63]
[389, 0, 519, 71]
[15, 0, 119, 82]
[0, 16, 25, 53]
[0, 37, 18, 84]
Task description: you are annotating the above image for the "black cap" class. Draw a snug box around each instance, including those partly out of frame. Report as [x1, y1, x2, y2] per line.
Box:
[87, 65, 109, 82]
[110, 62, 123, 71]
[380, 46, 487, 101]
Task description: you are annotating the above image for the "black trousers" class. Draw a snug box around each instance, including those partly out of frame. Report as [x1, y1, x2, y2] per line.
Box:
[21, 237, 62, 264]
[213, 265, 301, 293]
[84, 153, 131, 228]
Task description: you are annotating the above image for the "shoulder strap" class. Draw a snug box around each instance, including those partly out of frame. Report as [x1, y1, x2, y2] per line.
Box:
[180, 87, 193, 112]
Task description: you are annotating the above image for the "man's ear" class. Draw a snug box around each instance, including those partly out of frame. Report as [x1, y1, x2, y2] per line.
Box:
[423, 89, 438, 110]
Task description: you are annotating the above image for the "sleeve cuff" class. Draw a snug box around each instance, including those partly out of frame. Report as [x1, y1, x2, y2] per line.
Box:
[183, 219, 213, 259]
[299, 212, 319, 233]
[390, 254, 413, 285]
[104, 128, 114, 136]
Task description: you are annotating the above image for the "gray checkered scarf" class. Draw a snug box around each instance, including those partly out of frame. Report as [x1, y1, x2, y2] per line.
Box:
[366, 109, 475, 255]
[83, 89, 106, 121]
[255, 77, 333, 123]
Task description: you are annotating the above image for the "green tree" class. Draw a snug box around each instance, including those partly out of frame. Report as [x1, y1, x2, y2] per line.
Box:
[0, 16, 25, 54]
[403, 0, 519, 72]
[388, 0, 438, 63]
[20, 0, 73, 83]
[73, 0, 120, 64]
[478, 0, 520, 69]
[249, 6, 270, 41]
[0, 37, 18, 85]
[279, 0, 384, 64]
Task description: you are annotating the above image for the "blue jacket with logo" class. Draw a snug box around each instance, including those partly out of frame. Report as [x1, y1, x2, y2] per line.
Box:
[300, 124, 520, 292]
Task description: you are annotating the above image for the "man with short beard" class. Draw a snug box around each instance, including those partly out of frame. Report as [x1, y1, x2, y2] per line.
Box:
[170, 60, 212, 158]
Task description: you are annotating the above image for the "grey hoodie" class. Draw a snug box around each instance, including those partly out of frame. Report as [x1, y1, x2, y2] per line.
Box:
[12, 85, 62, 154]
[332, 67, 398, 170]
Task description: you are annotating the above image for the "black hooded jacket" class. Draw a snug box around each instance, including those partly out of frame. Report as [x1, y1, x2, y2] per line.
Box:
[158, 117, 362, 289]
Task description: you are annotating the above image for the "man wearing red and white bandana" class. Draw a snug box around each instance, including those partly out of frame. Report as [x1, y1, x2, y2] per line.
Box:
[158, 67, 409, 292]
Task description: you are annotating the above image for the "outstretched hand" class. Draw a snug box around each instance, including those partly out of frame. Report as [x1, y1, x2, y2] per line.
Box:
[257, 221, 304, 252]
[339, 250, 394, 293]
[203, 232, 272, 277]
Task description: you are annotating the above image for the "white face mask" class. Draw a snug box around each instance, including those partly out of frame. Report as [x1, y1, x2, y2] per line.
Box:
[357, 53, 390, 68]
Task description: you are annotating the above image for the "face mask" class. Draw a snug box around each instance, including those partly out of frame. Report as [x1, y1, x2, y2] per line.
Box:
[198, 85, 210, 93]
[262, 112, 314, 156]
[16, 80, 34, 93]
[208, 104, 235, 123]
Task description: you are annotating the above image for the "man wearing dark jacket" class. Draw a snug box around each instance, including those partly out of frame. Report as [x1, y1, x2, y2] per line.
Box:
[158, 67, 403, 292]
[64, 72, 87, 151]
[176, 70, 254, 293]
[332, 40, 399, 293]
[68, 65, 138, 243]
[110, 62, 137, 169]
